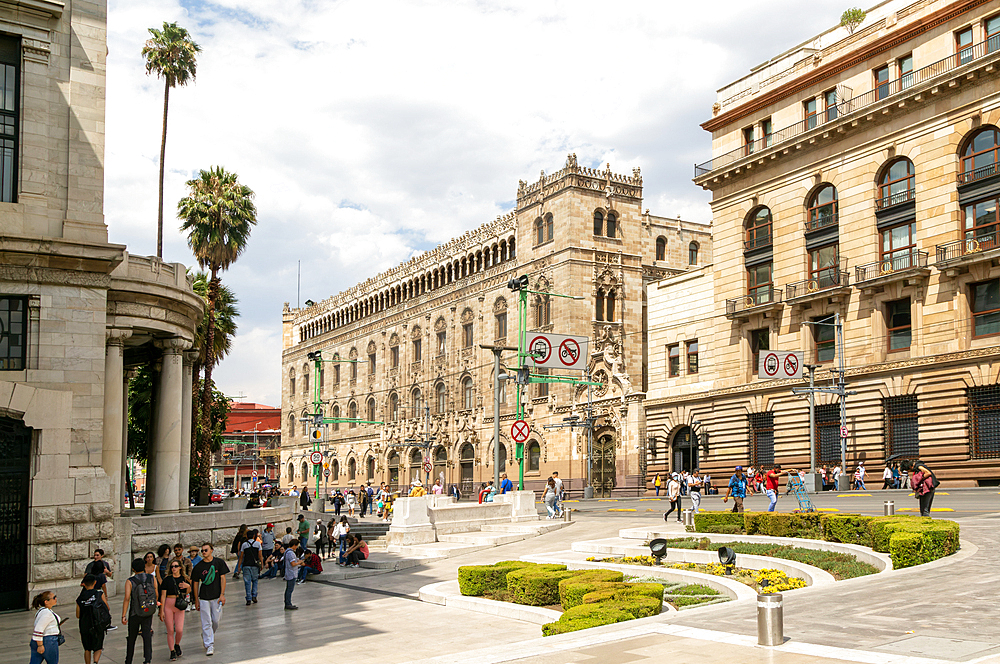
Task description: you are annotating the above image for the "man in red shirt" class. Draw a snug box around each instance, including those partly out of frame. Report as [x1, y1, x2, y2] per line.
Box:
[764, 464, 797, 512]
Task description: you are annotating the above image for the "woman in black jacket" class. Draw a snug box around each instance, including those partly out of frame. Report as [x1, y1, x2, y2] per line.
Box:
[231, 524, 247, 579]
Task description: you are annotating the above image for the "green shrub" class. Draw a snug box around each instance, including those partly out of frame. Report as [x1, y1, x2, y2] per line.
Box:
[821, 514, 875, 545]
[669, 584, 720, 596]
[542, 604, 633, 636]
[582, 582, 664, 606]
[597, 596, 663, 619]
[506, 565, 573, 606]
[888, 532, 924, 568]
[868, 517, 960, 562]
[744, 512, 821, 538]
[693, 512, 745, 533]
[458, 560, 535, 596]
[558, 570, 624, 610]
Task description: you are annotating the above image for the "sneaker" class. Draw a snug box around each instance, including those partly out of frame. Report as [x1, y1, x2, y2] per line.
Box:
[663, 513, 669, 522]
[246, 600, 252, 606]
[252, 597, 258, 604]
[170, 651, 177, 661]
[284, 605, 298, 610]
[175, 645, 182, 657]
[107, 625, 119, 631]
[206, 645, 214, 656]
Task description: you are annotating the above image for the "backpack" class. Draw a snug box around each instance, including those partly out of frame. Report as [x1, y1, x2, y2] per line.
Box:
[84, 592, 112, 634]
[130, 574, 157, 618]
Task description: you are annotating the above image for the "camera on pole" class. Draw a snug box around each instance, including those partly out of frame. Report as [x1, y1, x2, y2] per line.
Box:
[307, 350, 322, 362]
[516, 366, 530, 385]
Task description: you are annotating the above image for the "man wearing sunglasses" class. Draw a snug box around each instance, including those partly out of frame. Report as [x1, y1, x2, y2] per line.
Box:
[191, 543, 229, 656]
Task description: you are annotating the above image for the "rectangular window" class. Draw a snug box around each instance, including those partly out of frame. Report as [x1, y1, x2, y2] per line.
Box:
[813, 314, 836, 363]
[809, 243, 839, 288]
[898, 54, 914, 88]
[874, 64, 890, 101]
[368, 353, 376, 375]
[333, 364, 340, 384]
[804, 98, 817, 130]
[667, 344, 680, 377]
[413, 339, 422, 363]
[391, 346, 399, 369]
[463, 323, 474, 348]
[750, 327, 769, 375]
[748, 412, 774, 467]
[957, 27, 974, 64]
[495, 312, 507, 340]
[0, 38, 19, 204]
[971, 279, 1000, 338]
[881, 221, 917, 268]
[747, 262, 772, 304]
[886, 298, 911, 351]
[743, 126, 755, 155]
[0, 296, 26, 370]
[536, 367, 548, 397]
[969, 385, 1000, 458]
[351, 362, 357, 381]
[823, 89, 837, 122]
[988, 15, 1000, 54]
[437, 331, 446, 356]
[884, 395, 919, 459]
[761, 118, 772, 148]
[964, 197, 999, 251]
[815, 404, 842, 464]
[686, 340, 699, 375]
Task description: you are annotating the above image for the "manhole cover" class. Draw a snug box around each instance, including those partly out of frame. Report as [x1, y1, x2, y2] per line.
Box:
[875, 636, 999, 660]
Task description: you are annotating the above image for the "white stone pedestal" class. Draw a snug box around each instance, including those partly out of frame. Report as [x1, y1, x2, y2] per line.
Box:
[387, 496, 435, 545]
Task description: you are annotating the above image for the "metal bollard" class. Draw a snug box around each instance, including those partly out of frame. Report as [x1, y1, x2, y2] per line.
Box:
[563, 507, 572, 522]
[884, 500, 895, 516]
[681, 509, 693, 527]
[757, 592, 783, 646]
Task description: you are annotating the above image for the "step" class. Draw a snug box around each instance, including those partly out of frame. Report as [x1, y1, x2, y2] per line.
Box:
[479, 521, 569, 535]
[437, 532, 529, 546]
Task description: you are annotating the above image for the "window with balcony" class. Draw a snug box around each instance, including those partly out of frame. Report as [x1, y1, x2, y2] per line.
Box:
[809, 243, 839, 288]
[957, 26, 974, 65]
[874, 64, 890, 101]
[750, 327, 769, 375]
[877, 158, 915, 209]
[807, 184, 838, 231]
[971, 279, 1000, 338]
[898, 54, 914, 88]
[813, 314, 836, 363]
[804, 98, 817, 130]
[959, 127, 1000, 184]
[655, 236, 666, 261]
[886, 298, 912, 351]
[881, 221, 917, 269]
[745, 207, 772, 250]
[667, 344, 680, 377]
[686, 340, 699, 375]
[761, 117, 772, 148]
[747, 262, 772, 304]
[743, 125, 755, 155]
[824, 89, 837, 122]
[964, 196, 999, 251]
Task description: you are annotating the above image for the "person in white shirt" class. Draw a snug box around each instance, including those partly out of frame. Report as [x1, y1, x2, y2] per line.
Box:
[31, 590, 61, 662]
[551, 471, 564, 516]
[663, 474, 682, 522]
[882, 464, 893, 490]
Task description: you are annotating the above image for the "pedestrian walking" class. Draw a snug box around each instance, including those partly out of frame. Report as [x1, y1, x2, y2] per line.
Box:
[260, 524, 275, 572]
[282, 540, 304, 610]
[230, 524, 247, 580]
[77, 574, 111, 664]
[122, 558, 157, 664]
[432, 478, 443, 495]
[296, 514, 310, 550]
[191, 543, 229, 656]
[764, 465, 797, 512]
[333, 491, 343, 516]
[832, 463, 843, 491]
[723, 466, 751, 513]
[157, 559, 191, 661]
[238, 529, 262, 605]
[853, 462, 867, 490]
[552, 471, 563, 516]
[84, 549, 114, 592]
[346, 489, 357, 517]
[500, 473, 513, 494]
[154, 544, 171, 586]
[542, 477, 558, 518]
[663, 473, 681, 522]
[902, 458, 938, 516]
[299, 487, 312, 512]
[688, 470, 703, 513]
[30, 590, 62, 664]
[882, 464, 894, 490]
[653, 473, 661, 496]
[313, 519, 328, 558]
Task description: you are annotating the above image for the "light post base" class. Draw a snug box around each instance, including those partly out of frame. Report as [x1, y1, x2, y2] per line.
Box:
[584, 486, 594, 499]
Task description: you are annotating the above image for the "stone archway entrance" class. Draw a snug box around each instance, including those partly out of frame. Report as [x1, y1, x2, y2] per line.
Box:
[593, 432, 617, 497]
[0, 416, 31, 611]
[672, 426, 699, 473]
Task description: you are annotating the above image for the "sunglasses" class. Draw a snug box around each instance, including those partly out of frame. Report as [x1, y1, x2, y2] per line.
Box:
[170, 564, 180, 568]
[200, 548, 211, 553]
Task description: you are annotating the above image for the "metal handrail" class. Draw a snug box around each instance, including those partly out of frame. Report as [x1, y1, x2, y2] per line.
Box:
[695, 36, 1000, 178]
[725, 288, 782, 316]
[958, 162, 1000, 185]
[744, 233, 773, 251]
[875, 181, 915, 210]
[936, 230, 1000, 263]
[805, 212, 838, 232]
[785, 270, 849, 300]
[855, 250, 927, 282]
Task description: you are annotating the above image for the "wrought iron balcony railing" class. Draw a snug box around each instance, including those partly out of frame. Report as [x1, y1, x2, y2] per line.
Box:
[855, 250, 927, 283]
[695, 36, 1000, 178]
[875, 182, 915, 210]
[936, 230, 1000, 263]
[744, 234, 773, 251]
[725, 288, 782, 316]
[805, 212, 838, 232]
[785, 269, 849, 300]
[958, 161, 1000, 185]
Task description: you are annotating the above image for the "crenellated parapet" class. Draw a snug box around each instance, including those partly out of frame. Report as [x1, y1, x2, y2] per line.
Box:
[517, 154, 642, 209]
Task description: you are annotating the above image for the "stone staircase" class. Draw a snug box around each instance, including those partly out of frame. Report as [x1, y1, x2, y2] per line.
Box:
[387, 520, 570, 559]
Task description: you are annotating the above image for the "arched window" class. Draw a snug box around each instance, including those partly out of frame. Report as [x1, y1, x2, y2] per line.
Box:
[367, 397, 376, 422]
[301, 410, 309, 438]
[655, 236, 666, 261]
[433, 445, 447, 481]
[545, 214, 554, 242]
[607, 213, 617, 238]
[289, 369, 295, 399]
[388, 451, 399, 488]
[303, 369, 309, 396]
[332, 459, 339, 478]
[497, 443, 507, 473]
[960, 127, 1000, 184]
[390, 393, 399, 421]
[366, 457, 375, 480]
[603, 289, 616, 322]
[287, 413, 295, 438]
[348, 400, 358, 428]
[745, 207, 772, 250]
[412, 387, 423, 414]
[534, 295, 551, 327]
[689, 242, 699, 265]
[807, 184, 838, 230]
[527, 441, 540, 472]
[348, 457, 356, 481]
[287, 462, 294, 483]
[593, 210, 604, 236]
[534, 218, 544, 245]
[460, 443, 474, 488]
[462, 377, 474, 410]
[877, 158, 915, 209]
[595, 291, 604, 322]
[410, 448, 423, 483]
[435, 382, 446, 413]
[301, 461, 309, 481]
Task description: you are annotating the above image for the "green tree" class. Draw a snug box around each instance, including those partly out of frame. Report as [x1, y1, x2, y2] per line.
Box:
[840, 8, 866, 35]
[179, 167, 257, 489]
[142, 22, 201, 260]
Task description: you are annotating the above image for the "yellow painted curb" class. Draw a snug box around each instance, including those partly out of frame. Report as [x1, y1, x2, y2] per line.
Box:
[836, 494, 871, 497]
[639, 498, 662, 501]
[816, 507, 839, 512]
[608, 508, 637, 512]
[598, 499, 619, 502]
[897, 507, 955, 512]
[562, 500, 580, 503]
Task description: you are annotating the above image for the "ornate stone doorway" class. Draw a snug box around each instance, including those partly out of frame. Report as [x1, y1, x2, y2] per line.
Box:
[460, 443, 475, 496]
[593, 432, 617, 497]
[672, 426, 699, 473]
[0, 416, 30, 611]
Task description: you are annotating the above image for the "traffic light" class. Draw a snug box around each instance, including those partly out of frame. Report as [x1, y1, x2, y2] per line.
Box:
[507, 275, 528, 291]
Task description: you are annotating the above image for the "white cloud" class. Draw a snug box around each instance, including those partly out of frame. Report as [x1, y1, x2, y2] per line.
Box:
[106, 0, 849, 405]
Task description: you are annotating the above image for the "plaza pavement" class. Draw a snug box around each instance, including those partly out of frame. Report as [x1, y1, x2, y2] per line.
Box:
[4, 493, 1000, 664]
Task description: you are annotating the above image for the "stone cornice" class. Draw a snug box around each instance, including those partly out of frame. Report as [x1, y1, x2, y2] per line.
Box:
[0, 0, 63, 19]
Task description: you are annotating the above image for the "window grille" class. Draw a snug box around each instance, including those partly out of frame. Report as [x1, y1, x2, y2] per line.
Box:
[748, 412, 774, 466]
[883, 395, 919, 459]
[815, 404, 841, 464]
[969, 386, 1000, 458]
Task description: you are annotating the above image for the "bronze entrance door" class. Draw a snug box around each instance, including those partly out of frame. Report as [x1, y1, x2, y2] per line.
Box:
[0, 416, 30, 611]
[593, 433, 617, 497]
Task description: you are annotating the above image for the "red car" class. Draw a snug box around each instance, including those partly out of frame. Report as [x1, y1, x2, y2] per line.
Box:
[210, 489, 226, 503]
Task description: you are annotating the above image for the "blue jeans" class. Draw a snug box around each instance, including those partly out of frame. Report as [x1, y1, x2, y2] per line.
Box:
[297, 565, 320, 581]
[765, 489, 777, 511]
[338, 535, 347, 564]
[284, 578, 296, 607]
[243, 565, 259, 600]
[29, 637, 59, 664]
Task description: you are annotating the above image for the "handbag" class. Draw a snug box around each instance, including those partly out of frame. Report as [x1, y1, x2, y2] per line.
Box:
[56, 610, 66, 646]
[174, 593, 189, 611]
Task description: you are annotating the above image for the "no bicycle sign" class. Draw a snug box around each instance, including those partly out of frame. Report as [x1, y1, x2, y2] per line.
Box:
[758, 351, 803, 380]
[527, 332, 589, 371]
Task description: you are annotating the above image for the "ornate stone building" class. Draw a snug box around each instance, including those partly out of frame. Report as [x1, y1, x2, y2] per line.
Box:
[0, 1, 203, 610]
[646, 0, 1000, 486]
[281, 156, 711, 498]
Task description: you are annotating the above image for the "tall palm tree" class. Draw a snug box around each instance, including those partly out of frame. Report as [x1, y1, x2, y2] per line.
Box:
[143, 22, 201, 260]
[179, 167, 256, 487]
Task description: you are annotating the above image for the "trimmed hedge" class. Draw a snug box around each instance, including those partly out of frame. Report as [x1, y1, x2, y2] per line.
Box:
[542, 604, 634, 636]
[869, 517, 960, 568]
[692, 512, 745, 533]
[506, 565, 574, 606]
[581, 582, 664, 607]
[458, 560, 534, 596]
[888, 532, 924, 568]
[558, 570, 624, 610]
[821, 515, 875, 545]
[745, 512, 821, 538]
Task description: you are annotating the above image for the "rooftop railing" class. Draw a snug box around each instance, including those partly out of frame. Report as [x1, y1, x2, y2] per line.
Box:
[695, 36, 1000, 178]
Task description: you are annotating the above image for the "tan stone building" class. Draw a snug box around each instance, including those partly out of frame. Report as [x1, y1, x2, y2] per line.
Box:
[646, 0, 1000, 486]
[0, 2, 204, 610]
[281, 156, 711, 499]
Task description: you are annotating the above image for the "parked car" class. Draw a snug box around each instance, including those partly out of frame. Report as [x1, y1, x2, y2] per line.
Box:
[209, 489, 226, 503]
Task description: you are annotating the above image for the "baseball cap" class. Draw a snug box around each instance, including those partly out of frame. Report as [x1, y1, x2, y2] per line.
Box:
[734, 465, 743, 471]
[266, 523, 274, 528]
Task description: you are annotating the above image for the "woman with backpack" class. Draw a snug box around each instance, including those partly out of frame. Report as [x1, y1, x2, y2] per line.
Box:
[902, 459, 938, 516]
[158, 558, 191, 661]
[77, 573, 112, 664]
[29, 590, 61, 664]
[122, 558, 157, 664]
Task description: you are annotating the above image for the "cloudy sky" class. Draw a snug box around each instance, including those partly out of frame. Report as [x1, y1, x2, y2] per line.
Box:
[105, 0, 848, 406]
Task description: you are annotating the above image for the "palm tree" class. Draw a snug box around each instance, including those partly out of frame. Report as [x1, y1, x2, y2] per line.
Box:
[179, 167, 256, 488]
[142, 22, 201, 260]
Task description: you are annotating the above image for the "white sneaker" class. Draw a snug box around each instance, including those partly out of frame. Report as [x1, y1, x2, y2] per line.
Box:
[206, 645, 214, 656]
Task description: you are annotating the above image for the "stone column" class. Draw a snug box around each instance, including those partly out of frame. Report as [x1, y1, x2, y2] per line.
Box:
[179, 351, 197, 511]
[102, 328, 131, 513]
[148, 338, 190, 513]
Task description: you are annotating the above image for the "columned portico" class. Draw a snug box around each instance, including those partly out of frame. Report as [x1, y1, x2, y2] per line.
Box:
[147, 338, 191, 514]
[101, 328, 132, 513]
[179, 351, 197, 510]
